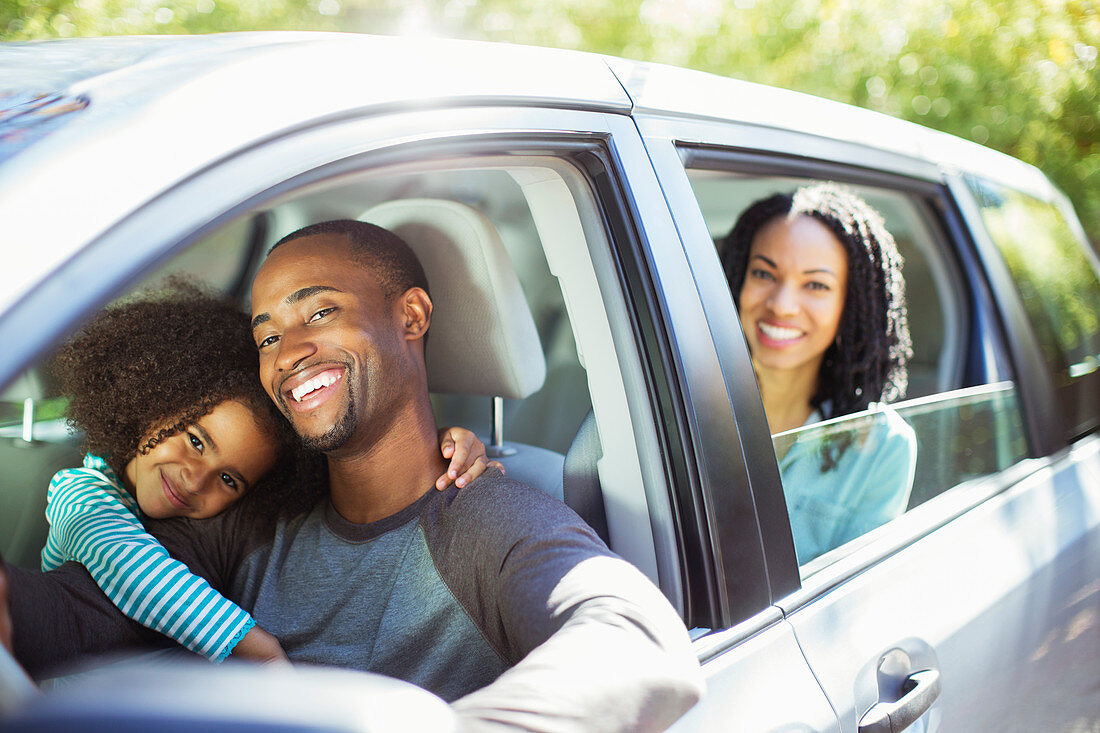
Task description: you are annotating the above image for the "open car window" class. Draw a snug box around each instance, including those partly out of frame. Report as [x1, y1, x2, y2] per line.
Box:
[684, 168, 1030, 575]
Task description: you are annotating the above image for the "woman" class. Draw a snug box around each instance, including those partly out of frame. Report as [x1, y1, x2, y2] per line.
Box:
[721, 183, 915, 565]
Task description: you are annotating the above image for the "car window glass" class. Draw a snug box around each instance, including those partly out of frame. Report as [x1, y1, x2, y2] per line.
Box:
[685, 168, 1029, 575]
[131, 215, 260, 296]
[966, 177, 1100, 440]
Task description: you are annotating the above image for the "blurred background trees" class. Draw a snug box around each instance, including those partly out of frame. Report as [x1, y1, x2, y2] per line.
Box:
[1, 0, 1096, 241]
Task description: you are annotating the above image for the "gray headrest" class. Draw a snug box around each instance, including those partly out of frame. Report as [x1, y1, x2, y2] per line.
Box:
[363, 199, 546, 399]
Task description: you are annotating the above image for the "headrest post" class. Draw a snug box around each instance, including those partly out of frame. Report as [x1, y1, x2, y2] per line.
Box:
[488, 396, 516, 458]
[21, 397, 34, 443]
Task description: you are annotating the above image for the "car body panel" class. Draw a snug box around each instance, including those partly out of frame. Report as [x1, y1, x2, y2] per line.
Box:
[0, 33, 631, 319]
[0, 32, 1097, 733]
[669, 610, 840, 732]
[784, 435, 1100, 731]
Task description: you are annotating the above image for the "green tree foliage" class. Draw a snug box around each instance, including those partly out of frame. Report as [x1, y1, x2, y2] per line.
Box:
[2, 0, 1096, 241]
[0, 0, 334, 38]
[415, 0, 1100, 242]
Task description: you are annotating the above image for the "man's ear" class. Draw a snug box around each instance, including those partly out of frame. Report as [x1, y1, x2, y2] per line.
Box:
[400, 287, 432, 341]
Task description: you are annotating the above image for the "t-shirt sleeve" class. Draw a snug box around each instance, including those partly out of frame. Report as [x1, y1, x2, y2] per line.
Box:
[429, 474, 704, 732]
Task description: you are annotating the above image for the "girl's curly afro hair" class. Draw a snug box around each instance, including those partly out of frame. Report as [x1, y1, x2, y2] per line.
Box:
[720, 182, 913, 418]
[51, 278, 323, 517]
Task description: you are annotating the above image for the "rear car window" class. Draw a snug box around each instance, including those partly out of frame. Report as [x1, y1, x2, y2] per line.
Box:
[684, 168, 1029, 574]
[966, 177, 1100, 440]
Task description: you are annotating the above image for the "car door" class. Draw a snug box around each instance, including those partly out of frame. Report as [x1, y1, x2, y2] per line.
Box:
[0, 50, 839, 726]
[633, 101, 1100, 733]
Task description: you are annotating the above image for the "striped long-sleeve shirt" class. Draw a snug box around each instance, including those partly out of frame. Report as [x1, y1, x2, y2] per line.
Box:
[41, 454, 255, 662]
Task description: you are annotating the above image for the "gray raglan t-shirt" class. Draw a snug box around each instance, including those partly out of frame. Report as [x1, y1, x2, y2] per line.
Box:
[231, 488, 509, 700]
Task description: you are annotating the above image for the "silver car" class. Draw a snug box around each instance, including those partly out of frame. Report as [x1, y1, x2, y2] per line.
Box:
[0, 33, 1097, 732]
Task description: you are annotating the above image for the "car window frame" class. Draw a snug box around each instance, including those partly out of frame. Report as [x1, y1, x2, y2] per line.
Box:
[950, 173, 1100, 448]
[632, 111, 1054, 604]
[944, 173, 1068, 456]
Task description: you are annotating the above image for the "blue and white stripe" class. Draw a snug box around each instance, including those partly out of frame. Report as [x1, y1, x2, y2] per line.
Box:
[42, 454, 254, 662]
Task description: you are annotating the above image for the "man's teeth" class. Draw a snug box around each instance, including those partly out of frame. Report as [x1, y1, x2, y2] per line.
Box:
[291, 372, 341, 402]
[759, 323, 803, 341]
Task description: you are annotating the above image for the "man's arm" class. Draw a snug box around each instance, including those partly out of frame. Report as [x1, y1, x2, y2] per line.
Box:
[430, 473, 704, 732]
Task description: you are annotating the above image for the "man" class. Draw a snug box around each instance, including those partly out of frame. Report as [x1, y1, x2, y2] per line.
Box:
[6, 220, 703, 730]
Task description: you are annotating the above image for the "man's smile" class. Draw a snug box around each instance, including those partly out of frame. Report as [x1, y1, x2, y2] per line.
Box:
[278, 365, 347, 413]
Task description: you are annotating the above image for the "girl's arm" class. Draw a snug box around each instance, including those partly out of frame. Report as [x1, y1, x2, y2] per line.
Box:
[435, 427, 505, 490]
[44, 467, 278, 663]
[230, 625, 288, 665]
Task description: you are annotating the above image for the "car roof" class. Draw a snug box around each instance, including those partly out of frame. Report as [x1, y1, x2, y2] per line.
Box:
[603, 56, 1049, 192]
[0, 32, 1054, 317]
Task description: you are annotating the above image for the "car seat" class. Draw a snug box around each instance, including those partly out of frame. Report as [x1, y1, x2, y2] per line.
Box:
[0, 369, 83, 569]
[562, 410, 610, 544]
[362, 198, 566, 501]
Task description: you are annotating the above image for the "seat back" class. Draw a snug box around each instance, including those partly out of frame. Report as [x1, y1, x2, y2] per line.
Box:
[563, 410, 609, 543]
[363, 199, 564, 499]
[364, 198, 546, 399]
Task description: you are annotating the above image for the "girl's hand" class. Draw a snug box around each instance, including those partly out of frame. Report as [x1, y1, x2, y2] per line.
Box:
[231, 625, 289, 666]
[437, 427, 505, 490]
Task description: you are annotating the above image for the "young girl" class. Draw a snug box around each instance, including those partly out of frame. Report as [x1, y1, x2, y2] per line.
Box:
[42, 281, 496, 664]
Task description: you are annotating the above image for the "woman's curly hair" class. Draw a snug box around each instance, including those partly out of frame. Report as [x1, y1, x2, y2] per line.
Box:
[721, 183, 912, 418]
[51, 278, 323, 518]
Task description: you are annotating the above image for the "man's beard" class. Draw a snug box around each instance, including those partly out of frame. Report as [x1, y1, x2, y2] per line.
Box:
[277, 360, 361, 452]
[299, 401, 358, 452]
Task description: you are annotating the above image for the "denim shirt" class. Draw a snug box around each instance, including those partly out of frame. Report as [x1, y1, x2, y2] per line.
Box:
[778, 404, 917, 566]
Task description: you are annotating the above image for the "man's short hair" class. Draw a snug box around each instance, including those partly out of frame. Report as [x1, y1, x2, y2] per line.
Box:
[269, 219, 430, 300]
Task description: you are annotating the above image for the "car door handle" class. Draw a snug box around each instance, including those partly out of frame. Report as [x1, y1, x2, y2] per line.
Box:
[857, 669, 941, 733]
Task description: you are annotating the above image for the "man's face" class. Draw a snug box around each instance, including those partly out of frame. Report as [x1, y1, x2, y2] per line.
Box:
[249, 234, 411, 453]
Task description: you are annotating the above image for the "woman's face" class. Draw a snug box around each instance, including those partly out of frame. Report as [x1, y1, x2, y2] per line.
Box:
[123, 400, 278, 519]
[737, 214, 849, 380]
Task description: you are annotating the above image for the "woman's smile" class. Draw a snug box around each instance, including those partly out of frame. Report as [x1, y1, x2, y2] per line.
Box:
[738, 214, 848, 380]
[756, 320, 807, 345]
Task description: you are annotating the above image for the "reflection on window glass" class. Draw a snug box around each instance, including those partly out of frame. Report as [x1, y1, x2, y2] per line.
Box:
[131, 216, 258, 295]
[895, 382, 1027, 506]
[781, 383, 1027, 573]
[967, 178, 1100, 384]
[773, 404, 916, 566]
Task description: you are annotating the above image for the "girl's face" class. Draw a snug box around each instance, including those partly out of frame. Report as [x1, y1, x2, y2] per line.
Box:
[123, 400, 278, 520]
[738, 214, 849, 380]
